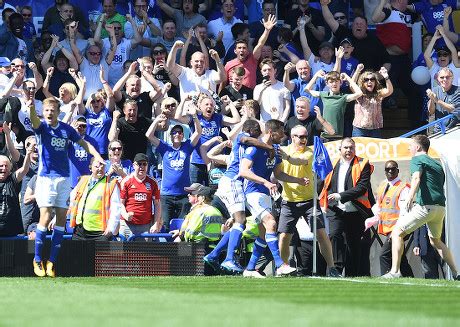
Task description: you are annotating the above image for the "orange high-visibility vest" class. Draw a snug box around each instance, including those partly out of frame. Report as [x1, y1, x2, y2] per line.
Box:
[319, 156, 373, 210]
[377, 180, 409, 236]
[67, 175, 119, 231]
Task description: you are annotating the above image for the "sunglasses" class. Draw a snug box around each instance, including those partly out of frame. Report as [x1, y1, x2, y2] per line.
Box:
[136, 161, 148, 166]
[110, 146, 122, 151]
[13, 64, 25, 68]
[164, 103, 176, 108]
[293, 135, 307, 140]
[113, 26, 122, 31]
[91, 98, 102, 104]
[334, 16, 346, 20]
[170, 130, 183, 136]
[385, 167, 398, 172]
[152, 50, 165, 55]
[89, 52, 102, 56]
[77, 124, 87, 128]
[363, 77, 376, 82]
[439, 75, 452, 80]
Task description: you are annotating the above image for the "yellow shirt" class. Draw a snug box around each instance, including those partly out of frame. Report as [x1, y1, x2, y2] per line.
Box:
[280, 144, 314, 202]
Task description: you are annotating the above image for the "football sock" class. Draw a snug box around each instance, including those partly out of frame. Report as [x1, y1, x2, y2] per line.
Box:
[34, 224, 47, 263]
[246, 237, 267, 271]
[49, 226, 65, 263]
[266, 233, 284, 268]
[224, 223, 244, 262]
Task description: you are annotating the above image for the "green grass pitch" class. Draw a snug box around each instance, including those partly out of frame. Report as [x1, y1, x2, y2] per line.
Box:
[1, 276, 459, 326]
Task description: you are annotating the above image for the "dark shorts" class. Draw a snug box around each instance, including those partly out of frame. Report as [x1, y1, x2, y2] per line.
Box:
[278, 200, 325, 234]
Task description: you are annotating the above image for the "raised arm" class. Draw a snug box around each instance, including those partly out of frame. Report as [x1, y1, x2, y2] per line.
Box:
[166, 40, 185, 78]
[283, 62, 296, 92]
[93, 13, 106, 44]
[113, 61, 138, 102]
[320, 0, 339, 33]
[274, 164, 309, 185]
[99, 65, 115, 111]
[205, 138, 230, 167]
[104, 24, 117, 65]
[14, 146, 32, 182]
[442, 7, 459, 44]
[333, 46, 344, 72]
[28, 100, 41, 130]
[69, 23, 83, 65]
[343, 73, 363, 102]
[352, 63, 364, 82]
[126, 14, 143, 49]
[378, 67, 393, 98]
[174, 97, 193, 124]
[372, 0, 389, 24]
[156, 0, 176, 18]
[68, 70, 86, 114]
[3, 122, 20, 163]
[304, 70, 324, 97]
[209, 49, 226, 83]
[28, 62, 43, 91]
[77, 138, 105, 165]
[438, 25, 460, 67]
[253, 14, 277, 61]
[221, 95, 241, 125]
[41, 34, 60, 71]
[298, 18, 312, 60]
[108, 110, 121, 141]
[304, 13, 325, 42]
[145, 114, 166, 147]
[189, 105, 202, 146]
[424, 30, 439, 69]
[180, 28, 194, 67]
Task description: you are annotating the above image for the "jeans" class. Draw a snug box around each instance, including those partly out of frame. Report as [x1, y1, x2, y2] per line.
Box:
[352, 127, 381, 138]
[160, 194, 191, 230]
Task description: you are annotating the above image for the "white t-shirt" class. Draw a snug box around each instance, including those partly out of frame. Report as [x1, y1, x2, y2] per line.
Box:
[308, 53, 334, 75]
[102, 37, 133, 87]
[207, 17, 242, 52]
[79, 57, 109, 99]
[253, 81, 290, 123]
[178, 67, 220, 99]
[18, 99, 43, 132]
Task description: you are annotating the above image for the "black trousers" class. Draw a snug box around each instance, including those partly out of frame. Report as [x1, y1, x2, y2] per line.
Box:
[328, 211, 370, 277]
[160, 194, 191, 231]
[378, 234, 414, 277]
[71, 225, 111, 241]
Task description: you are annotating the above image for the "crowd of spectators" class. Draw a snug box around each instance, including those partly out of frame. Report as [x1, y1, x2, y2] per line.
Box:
[0, 0, 459, 278]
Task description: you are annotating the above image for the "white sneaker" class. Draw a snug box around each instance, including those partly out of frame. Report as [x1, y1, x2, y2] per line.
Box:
[275, 264, 296, 277]
[381, 271, 402, 279]
[243, 270, 266, 278]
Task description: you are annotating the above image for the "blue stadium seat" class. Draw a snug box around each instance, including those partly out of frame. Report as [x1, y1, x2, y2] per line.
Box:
[169, 218, 184, 231]
[65, 220, 74, 234]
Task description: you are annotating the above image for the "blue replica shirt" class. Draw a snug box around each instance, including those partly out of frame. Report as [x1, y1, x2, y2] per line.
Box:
[156, 139, 195, 195]
[69, 135, 98, 188]
[340, 56, 359, 92]
[224, 132, 249, 179]
[34, 121, 82, 177]
[85, 107, 112, 156]
[189, 113, 223, 165]
[291, 77, 323, 117]
[413, 0, 457, 34]
[242, 144, 281, 195]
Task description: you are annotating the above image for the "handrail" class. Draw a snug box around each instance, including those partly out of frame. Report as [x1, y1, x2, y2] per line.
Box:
[399, 114, 455, 138]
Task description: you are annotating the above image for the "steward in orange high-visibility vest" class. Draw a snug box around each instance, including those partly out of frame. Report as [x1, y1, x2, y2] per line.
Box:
[68, 175, 119, 232]
[376, 180, 410, 236]
[319, 156, 374, 216]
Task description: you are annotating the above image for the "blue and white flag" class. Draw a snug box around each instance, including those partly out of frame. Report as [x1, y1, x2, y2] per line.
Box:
[312, 136, 333, 180]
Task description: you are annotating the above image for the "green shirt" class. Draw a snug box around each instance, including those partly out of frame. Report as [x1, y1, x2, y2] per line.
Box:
[410, 154, 446, 206]
[319, 91, 348, 137]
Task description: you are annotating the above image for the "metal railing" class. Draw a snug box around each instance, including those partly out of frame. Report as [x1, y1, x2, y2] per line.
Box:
[399, 114, 456, 138]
